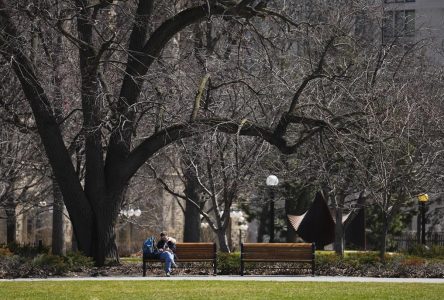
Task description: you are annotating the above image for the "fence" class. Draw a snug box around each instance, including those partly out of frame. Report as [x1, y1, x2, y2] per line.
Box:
[393, 232, 444, 250]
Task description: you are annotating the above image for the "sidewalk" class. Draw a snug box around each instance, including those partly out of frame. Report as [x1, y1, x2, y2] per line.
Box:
[1, 276, 443, 283]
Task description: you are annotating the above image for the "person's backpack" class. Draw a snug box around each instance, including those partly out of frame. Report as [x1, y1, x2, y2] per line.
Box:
[142, 236, 156, 257]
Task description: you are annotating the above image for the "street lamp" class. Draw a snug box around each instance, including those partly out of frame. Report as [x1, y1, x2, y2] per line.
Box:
[230, 209, 248, 249]
[417, 193, 429, 245]
[239, 224, 248, 246]
[119, 208, 142, 253]
[266, 175, 279, 242]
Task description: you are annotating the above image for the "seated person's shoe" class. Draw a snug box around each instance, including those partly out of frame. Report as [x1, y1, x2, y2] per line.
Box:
[172, 262, 178, 268]
[166, 272, 171, 277]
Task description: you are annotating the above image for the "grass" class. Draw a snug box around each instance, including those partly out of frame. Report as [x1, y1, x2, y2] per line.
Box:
[0, 281, 443, 300]
[119, 257, 140, 263]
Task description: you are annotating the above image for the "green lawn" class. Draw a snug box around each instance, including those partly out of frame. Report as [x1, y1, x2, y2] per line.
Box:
[0, 281, 443, 300]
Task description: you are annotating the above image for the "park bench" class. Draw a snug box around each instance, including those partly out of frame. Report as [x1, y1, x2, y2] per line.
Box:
[240, 242, 315, 276]
[142, 242, 217, 276]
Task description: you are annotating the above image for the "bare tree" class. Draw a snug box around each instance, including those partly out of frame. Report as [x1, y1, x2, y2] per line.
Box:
[150, 132, 265, 252]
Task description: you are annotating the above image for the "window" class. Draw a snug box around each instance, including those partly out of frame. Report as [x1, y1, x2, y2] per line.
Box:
[384, 0, 415, 3]
[355, 13, 367, 37]
[383, 10, 415, 39]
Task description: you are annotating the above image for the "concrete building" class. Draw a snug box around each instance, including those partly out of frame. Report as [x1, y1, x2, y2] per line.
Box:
[384, 0, 444, 238]
[383, 0, 444, 63]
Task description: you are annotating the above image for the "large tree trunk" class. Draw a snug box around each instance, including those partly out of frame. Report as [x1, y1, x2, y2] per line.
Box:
[89, 188, 124, 265]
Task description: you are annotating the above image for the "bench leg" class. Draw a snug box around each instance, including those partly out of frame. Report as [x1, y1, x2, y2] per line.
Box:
[213, 243, 217, 276]
[143, 261, 146, 277]
[240, 243, 244, 276]
[312, 242, 316, 277]
[213, 259, 217, 276]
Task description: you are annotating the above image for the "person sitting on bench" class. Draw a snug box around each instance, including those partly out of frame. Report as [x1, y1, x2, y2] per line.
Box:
[157, 231, 177, 276]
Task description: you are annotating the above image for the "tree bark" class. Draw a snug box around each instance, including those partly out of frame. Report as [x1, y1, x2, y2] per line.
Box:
[52, 181, 64, 255]
[51, 21, 65, 255]
[183, 167, 202, 242]
[257, 203, 269, 242]
[380, 216, 389, 260]
[89, 187, 125, 265]
[5, 200, 16, 244]
[216, 229, 230, 253]
[334, 207, 344, 256]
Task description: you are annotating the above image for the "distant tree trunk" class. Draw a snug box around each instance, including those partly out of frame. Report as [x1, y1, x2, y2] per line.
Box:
[416, 212, 421, 244]
[334, 207, 344, 256]
[52, 181, 64, 255]
[257, 203, 269, 242]
[184, 200, 201, 241]
[216, 230, 230, 252]
[183, 166, 201, 242]
[380, 215, 389, 260]
[5, 199, 16, 244]
[71, 231, 78, 252]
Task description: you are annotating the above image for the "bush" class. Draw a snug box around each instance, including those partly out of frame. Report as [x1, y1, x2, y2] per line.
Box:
[0, 251, 95, 278]
[406, 244, 444, 259]
[32, 254, 68, 275]
[7, 242, 49, 257]
[401, 257, 426, 266]
[217, 252, 240, 275]
[1, 255, 33, 279]
[0, 246, 13, 257]
[63, 252, 94, 271]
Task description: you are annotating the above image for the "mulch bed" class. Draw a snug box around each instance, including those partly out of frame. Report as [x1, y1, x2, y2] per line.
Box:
[1, 259, 444, 278]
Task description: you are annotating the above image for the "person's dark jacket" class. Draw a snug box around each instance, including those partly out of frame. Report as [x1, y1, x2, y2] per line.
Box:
[156, 239, 177, 253]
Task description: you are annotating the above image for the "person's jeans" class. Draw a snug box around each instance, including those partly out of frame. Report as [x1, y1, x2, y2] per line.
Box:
[160, 251, 175, 273]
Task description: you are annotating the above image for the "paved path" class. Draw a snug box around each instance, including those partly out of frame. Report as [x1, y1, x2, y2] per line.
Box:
[1, 276, 443, 283]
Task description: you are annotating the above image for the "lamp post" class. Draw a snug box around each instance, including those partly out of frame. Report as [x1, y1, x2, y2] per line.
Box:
[230, 210, 248, 249]
[239, 224, 248, 246]
[120, 208, 142, 253]
[266, 175, 279, 242]
[417, 194, 429, 245]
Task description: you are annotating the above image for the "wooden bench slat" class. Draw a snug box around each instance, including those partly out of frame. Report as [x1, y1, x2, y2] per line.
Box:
[242, 259, 313, 262]
[243, 254, 313, 260]
[145, 258, 215, 262]
[242, 243, 312, 248]
[176, 255, 214, 259]
[242, 250, 312, 255]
